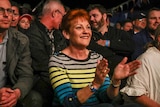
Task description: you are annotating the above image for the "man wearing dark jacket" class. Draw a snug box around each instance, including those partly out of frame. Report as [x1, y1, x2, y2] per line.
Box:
[0, 0, 41, 107]
[87, 4, 134, 79]
[25, 0, 67, 107]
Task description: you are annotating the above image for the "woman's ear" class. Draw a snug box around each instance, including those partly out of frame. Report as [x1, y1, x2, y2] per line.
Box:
[62, 30, 70, 40]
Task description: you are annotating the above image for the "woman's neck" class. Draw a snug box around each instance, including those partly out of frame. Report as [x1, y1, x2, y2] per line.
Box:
[62, 46, 89, 60]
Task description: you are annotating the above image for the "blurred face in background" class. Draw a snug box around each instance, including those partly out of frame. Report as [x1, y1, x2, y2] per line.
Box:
[10, 6, 19, 27]
[18, 17, 30, 29]
[122, 22, 133, 32]
[133, 18, 147, 30]
[147, 10, 160, 31]
[115, 22, 121, 29]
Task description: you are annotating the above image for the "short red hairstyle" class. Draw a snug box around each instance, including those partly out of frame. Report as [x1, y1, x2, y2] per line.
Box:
[61, 8, 90, 33]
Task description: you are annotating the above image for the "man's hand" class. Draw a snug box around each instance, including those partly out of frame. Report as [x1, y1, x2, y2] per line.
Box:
[96, 39, 106, 46]
[0, 88, 21, 107]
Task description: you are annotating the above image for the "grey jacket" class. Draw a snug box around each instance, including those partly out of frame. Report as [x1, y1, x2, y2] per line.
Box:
[6, 28, 33, 100]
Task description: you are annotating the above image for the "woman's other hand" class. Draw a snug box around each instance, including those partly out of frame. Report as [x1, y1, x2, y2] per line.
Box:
[112, 57, 141, 81]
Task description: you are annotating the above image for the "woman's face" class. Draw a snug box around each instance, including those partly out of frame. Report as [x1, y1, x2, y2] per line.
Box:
[67, 18, 92, 49]
[18, 17, 30, 29]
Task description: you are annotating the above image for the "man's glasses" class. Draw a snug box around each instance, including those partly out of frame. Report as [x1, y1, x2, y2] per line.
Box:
[55, 9, 66, 16]
[0, 7, 13, 15]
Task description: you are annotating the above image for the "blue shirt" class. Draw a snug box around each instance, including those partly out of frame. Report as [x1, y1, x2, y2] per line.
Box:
[0, 31, 8, 88]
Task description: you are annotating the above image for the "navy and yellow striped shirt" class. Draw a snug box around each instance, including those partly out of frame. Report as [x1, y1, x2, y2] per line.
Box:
[49, 51, 110, 106]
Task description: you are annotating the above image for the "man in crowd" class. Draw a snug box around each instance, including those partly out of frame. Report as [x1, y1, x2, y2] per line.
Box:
[25, 0, 67, 107]
[131, 11, 147, 60]
[10, 0, 20, 29]
[87, 4, 134, 78]
[0, 0, 42, 107]
[131, 8, 160, 60]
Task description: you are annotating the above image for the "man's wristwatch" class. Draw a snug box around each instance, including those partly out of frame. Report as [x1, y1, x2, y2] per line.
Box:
[88, 82, 98, 93]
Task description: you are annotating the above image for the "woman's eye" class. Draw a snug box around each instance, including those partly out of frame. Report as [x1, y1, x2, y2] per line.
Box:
[87, 26, 91, 29]
[76, 26, 82, 29]
[20, 21, 25, 23]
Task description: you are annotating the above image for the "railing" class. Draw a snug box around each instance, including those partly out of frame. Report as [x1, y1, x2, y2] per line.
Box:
[109, 0, 150, 13]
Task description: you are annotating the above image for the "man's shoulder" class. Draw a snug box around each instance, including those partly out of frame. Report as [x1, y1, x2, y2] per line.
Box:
[8, 28, 29, 43]
[27, 20, 40, 31]
[26, 20, 46, 37]
[9, 28, 27, 37]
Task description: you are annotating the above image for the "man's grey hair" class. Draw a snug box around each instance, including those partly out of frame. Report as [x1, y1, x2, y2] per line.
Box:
[41, 0, 63, 16]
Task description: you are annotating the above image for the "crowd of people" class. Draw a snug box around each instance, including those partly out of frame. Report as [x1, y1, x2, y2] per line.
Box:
[0, 0, 160, 107]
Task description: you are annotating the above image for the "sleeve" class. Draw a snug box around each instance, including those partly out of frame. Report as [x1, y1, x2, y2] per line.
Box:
[88, 37, 115, 58]
[96, 75, 112, 103]
[26, 26, 50, 73]
[109, 29, 134, 56]
[49, 57, 81, 107]
[12, 35, 33, 100]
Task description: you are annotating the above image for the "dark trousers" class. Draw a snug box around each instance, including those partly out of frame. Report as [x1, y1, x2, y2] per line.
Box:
[33, 78, 54, 107]
[16, 90, 43, 107]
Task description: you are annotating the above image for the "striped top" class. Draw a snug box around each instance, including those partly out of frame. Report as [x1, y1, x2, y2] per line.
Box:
[49, 51, 110, 106]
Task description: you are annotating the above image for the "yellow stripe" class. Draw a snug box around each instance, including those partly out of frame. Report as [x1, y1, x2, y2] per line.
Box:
[70, 78, 93, 83]
[50, 74, 67, 83]
[49, 67, 66, 73]
[67, 68, 96, 74]
[68, 73, 95, 78]
[53, 78, 70, 89]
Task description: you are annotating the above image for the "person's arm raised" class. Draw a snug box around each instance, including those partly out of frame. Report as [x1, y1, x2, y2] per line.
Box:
[107, 57, 141, 99]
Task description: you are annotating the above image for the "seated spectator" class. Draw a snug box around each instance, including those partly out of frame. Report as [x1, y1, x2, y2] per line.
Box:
[121, 24, 160, 107]
[131, 8, 160, 60]
[0, 0, 42, 107]
[10, 0, 20, 29]
[18, 14, 33, 33]
[121, 19, 133, 33]
[131, 11, 147, 34]
[19, 3, 32, 15]
[49, 8, 141, 107]
[87, 4, 134, 78]
[25, 0, 67, 107]
[115, 21, 122, 30]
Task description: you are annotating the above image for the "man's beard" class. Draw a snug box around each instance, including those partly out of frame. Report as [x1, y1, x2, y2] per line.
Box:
[148, 28, 156, 35]
[91, 17, 105, 31]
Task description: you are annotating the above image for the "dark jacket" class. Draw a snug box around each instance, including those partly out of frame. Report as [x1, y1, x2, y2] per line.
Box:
[6, 28, 33, 100]
[131, 29, 153, 60]
[25, 19, 67, 83]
